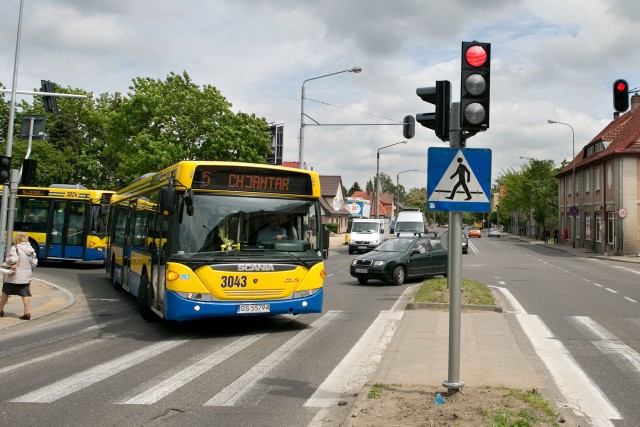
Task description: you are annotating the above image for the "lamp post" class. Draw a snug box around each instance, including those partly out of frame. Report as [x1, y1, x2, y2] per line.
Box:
[548, 119, 576, 248]
[396, 169, 417, 218]
[299, 66, 362, 169]
[375, 141, 408, 218]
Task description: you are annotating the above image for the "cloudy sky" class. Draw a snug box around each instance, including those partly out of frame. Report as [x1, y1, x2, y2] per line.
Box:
[2, 0, 639, 192]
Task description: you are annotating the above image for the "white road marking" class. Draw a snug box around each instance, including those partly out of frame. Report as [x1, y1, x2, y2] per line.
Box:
[11, 340, 185, 403]
[492, 286, 621, 425]
[204, 311, 339, 406]
[624, 297, 637, 303]
[119, 334, 266, 405]
[605, 288, 618, 294]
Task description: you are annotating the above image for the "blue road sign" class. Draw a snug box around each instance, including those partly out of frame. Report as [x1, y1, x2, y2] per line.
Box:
[427, 147, 491, 212]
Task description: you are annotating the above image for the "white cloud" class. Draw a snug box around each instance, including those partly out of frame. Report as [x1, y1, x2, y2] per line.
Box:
[2, 0, 637, 193]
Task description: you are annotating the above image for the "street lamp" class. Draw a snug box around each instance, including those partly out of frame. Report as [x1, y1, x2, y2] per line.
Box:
[396, 169, 417, 218]
[548, 119, 576, 248]
[376, 141, 408, 218]
[299, 66, 362, 169]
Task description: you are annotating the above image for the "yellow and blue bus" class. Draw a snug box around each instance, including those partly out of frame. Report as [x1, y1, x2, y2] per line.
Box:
[107, 161, 328, 322]
[5, 184, 113, 261]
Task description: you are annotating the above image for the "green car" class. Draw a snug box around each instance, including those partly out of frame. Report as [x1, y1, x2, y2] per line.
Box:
[350, 237, 448, 286]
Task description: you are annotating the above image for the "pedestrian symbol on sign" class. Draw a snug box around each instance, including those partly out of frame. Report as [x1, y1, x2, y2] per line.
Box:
[445, 158, 472, 200]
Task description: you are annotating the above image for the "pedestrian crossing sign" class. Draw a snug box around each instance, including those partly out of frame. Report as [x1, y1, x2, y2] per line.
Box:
[427, 147, 491, 212]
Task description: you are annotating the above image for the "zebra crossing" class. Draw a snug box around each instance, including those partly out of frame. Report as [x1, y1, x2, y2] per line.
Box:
[0, 309, 400, 409]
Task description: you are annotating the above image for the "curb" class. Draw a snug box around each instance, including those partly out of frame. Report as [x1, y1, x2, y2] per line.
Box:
[406, 301, 502, 312]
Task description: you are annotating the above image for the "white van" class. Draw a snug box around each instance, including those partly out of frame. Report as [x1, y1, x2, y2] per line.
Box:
[394, 209, 427, 237]
[348, 218, 390, 254]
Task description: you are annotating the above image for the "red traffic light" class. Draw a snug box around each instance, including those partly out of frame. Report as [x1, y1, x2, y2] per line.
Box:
[613, 79, 629, 113]
[465, 45, 487, 67]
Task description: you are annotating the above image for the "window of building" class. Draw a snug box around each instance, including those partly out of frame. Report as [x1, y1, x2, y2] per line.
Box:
[584, 170, 590, 193]
[584, 213, 591, 240]
[595, 167, 601, 191]
[595, 212, 602, 242]
[607, 212, 615, 245]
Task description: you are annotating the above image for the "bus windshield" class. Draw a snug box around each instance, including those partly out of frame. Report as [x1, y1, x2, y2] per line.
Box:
[172, 194, 321, 257]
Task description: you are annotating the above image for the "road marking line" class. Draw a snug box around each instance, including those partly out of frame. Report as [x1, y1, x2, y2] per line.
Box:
[204, 311, 339, 407]
[624, 297, 637, 303]
[570, 316, 640, 373]
[305, 310, 404, 408]
[119, 334, 266, 405]
[11, 340, 185, 403]
[605, 288, 618, 294]
[492, 287, 621, 424]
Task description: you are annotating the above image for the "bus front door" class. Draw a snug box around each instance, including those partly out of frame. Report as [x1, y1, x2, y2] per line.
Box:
[48, 201, 87, 260]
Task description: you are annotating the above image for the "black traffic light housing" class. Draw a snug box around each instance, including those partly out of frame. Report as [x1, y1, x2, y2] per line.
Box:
[415, 80, 451, 142]
[0, 156, 11, 184]
[41, 80, 58, 114]
[403, 115, 415, 139]
[460, 41, 490, 132]
[613, 79, 629, 113]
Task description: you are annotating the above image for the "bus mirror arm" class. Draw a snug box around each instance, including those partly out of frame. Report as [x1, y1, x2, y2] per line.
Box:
[184, 188, 195, 216]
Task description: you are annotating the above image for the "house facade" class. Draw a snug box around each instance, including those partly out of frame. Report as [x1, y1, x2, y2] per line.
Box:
[318, 175, 350, 233]
[556, 95, 640, 256]
[350, 191, 395, 220]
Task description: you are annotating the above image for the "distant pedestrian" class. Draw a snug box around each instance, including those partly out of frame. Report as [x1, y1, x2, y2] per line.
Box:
[543, 229, 549, 244]
[553, 229, 559, 244]
[0, 232, 38, 320]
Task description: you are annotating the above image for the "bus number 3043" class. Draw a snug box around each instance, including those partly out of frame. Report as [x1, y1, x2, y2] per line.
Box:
[221, 275, 248, 288]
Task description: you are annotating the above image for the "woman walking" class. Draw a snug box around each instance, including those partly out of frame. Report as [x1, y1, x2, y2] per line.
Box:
[0, 232, 38, 320]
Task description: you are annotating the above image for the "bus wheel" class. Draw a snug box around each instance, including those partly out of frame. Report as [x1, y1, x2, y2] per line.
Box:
[138, 274, 158, 322]
[29, 240, 39, 260]
[111, 259, 121, 291]
[392, 266, 405, 286]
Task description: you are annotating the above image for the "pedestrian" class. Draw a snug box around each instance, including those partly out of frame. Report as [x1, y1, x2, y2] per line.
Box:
[553, 229, 559, 244]
[543, 229, 549, 244]
[0, 232, 38, 320]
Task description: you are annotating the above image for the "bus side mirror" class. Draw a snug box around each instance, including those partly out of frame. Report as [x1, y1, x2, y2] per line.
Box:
[184, 188, 194, 216]
[160, 185, 176, 216]
[322, 226, 330, 259]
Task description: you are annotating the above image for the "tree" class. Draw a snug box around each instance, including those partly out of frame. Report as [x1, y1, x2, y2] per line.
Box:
[347, 182, 362, 196]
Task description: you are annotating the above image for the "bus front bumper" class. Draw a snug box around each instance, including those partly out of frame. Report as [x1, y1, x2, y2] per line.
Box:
[163, 288, 323, 321]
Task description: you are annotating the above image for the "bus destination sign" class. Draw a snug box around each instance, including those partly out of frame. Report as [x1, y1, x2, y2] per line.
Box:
[192, 166, 313, 196]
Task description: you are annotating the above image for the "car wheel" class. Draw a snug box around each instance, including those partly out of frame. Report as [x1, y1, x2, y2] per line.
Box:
[392, 266, 405, 286]
[348, 248, 354, 254]
[357, 277, 368, 285]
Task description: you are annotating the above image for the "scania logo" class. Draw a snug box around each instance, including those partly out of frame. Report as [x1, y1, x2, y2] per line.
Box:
[237, 264, 275, 272]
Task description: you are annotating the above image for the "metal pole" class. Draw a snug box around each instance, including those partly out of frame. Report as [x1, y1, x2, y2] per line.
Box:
[396, 173, 399, 219]
[299, 67, 362, 169]
[1, 0, 25, 262]
[5, 170, 19, 255]
[443, 102, 464, 393]
[375, 150, 380, 218]
[571, 127, 576, 249]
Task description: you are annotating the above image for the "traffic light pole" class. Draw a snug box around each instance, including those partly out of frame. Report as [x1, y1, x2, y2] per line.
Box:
[443, 102, 465, 393]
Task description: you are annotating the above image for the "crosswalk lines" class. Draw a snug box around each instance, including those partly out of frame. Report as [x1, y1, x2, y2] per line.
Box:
[2, 309, 640, 411]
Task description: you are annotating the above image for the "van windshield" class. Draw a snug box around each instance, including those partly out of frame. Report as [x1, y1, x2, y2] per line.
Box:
[351, 221, 379, 233]
[395, 221, 423, 232]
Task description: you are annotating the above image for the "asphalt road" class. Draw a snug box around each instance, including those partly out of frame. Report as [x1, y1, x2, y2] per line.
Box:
[1, 238, 638, 426]
[463, 233, 640, 426]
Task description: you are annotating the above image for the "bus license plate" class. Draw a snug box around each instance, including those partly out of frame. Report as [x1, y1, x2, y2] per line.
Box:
[355, 268, 367, 274]
[237, 304, 270, 314]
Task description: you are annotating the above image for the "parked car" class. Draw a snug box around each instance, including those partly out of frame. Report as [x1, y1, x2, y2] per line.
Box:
[462, 232, 469, 254]
[468, 227, 481, 238]
[488, 228, 501, 238]
[350, 236, 447, 286]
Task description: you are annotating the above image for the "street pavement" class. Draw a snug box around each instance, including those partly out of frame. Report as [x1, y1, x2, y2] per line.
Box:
[3, 233, 639, 421]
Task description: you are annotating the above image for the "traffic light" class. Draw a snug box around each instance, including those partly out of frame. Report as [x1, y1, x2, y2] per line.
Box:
[460, 41, 490, 132]
[40, 80, 58, 114]
[403, 115, 415, 139]
[415, 80, 451, 142]
[613, 79, 629, 113]
[0, 156, 11, 184]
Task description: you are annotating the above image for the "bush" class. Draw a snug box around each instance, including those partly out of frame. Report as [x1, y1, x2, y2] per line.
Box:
[324, 223, 339, 233]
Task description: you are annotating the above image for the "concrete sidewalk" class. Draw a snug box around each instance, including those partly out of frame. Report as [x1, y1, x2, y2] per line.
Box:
[0, 278, 74, 329]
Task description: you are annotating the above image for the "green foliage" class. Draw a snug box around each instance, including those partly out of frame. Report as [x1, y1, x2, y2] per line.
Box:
[414, 277, 495, 306]
[1, 71, 272, 189]
[347, 182, 362, 196]
[324, 222, 339, 233]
